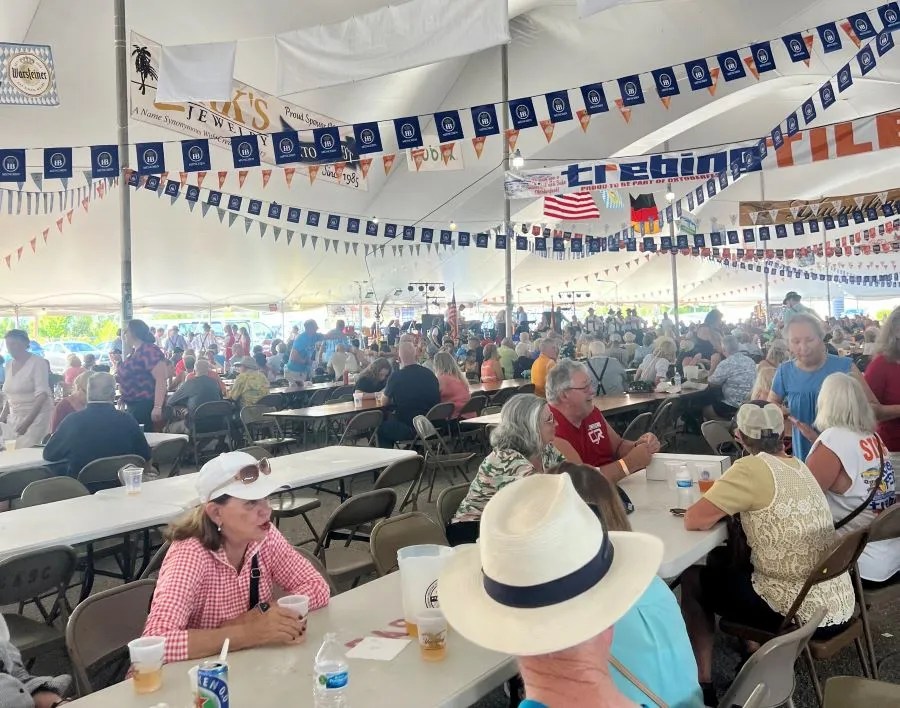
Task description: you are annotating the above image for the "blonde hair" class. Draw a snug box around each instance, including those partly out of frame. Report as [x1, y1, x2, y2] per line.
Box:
[653, 336, 677, 361]
[875, 306, 900, 362]
[751, 367, 776, 400]
[483, 343, 499, 361]
[432, 351, 466, 384]
[166, 503, 226, 551]
[766, 340, 789, 366]
[814, 372, 876, 434]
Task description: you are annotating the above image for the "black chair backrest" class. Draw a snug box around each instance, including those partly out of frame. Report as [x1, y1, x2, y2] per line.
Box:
[193, 400, 234, 433]
[621, 412, 652, 441]
[0, 466, 53, 503]
[150, 438, 188, 477]
[77, 455, 147, 493]
[458, 394, 488, 418]
[426, 402, 455, 422]
[490, 387, 519, 406]
[329, 384, 356, 400]
[307, 389, 330, 407]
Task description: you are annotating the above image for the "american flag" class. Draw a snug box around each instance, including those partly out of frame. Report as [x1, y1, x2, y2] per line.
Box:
[446, 287, 459, 340]
[543, 191, 601, 220]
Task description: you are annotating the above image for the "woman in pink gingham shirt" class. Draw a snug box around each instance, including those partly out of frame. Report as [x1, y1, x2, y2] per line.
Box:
[142, 452, 330, 663]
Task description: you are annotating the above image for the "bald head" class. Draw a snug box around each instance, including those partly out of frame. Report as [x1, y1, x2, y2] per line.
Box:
[398, 341, 416, 366]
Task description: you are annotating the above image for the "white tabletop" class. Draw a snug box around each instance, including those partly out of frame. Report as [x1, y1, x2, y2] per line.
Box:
[460, 413, 500, 426]
[0, 495, 183, 560]
[68, 573, 516, 708]
[95, 446, 419, 509]
[143, 432, 189, 447]
[619, 470, 727, 579]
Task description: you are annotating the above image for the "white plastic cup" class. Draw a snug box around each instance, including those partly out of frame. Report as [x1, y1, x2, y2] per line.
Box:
[665, 462, 681, 490]
[352, 391, 364, 407]
[3, 438, 16, 452]
[118, 465, 144, 495]
[277, 594, 310, 618]
[128, 636, 165, 694]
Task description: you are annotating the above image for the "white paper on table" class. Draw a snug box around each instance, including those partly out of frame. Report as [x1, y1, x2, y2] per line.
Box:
[345, 636, 411, 661]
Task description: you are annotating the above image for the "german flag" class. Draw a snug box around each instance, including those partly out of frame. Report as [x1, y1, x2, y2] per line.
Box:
[630, 193, 660, 234]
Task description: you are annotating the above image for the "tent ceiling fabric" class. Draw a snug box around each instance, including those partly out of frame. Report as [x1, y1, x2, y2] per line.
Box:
[1, 0, 897, 312]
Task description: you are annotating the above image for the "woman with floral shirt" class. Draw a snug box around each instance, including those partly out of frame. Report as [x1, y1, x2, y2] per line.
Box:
[447, 394, 563, 545]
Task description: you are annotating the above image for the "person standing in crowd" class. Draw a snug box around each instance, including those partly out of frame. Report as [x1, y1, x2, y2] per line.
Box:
[0, 329, 52, 448]
[164, 325, 188, 356]
[440, 473, 663, 708]
[583, 307, 600, 336]
[530, 339, 559, 398]
[193, 323, 217, 353]
[865, 305, 900, 472]
[805, 373, 898, 585]
[769, 313, 878, 461]
[546, 360, 659, 482]
[223, 324, 235, 363]
[377, 342, 439, 448]
[116, 319, 168, 429]
[704, 335, 756, 419]
[284, 319, 322, 384]
[782, 291, 815, 328]
[322, 319, 349, 366]
[44, 373, 151, 478]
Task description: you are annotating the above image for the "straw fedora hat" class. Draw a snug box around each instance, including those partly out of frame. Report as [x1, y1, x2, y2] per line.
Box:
[439, 474, 663, 656]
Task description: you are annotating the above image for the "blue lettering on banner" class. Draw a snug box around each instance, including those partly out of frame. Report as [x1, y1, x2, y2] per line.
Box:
[440, 230, 452, 245]
[750, 42, 776, 73]
[820, 81, 836, 108]
[384, 223, 397, 238]
[651, 68, 680, 99]
[685, 59, 712, 91]
[858, 45, 877, 75]
[231, 134, 260, 169]
[181, 139, 211, 173]
[366, 220, 378, 235]
[579, 83, 609, 114]
[273, 130, 301, 165]
[144, 175, 160, 191]
[307, 211, 320, 227]
[516, 235, 528, 250]
[207, 190, 222, 206]
[352, 122, 383, 155]
[775, 224, 788, 238]
[879, 3, 900, 29]
[782, 33, 810, 63]
[545, 91, 573, 122]
[435, 110, 464, 143]
[136, 142, 165, 175]
[164, 180, 179, 197]
[327, 215, 340, 230]
[227, 195, 242, 211]
[347, 218, 360, 233]
[817, 23, 842, 53]
[90, 145, 118, 179]
[287, 207, 301, 223]
[268, 203, 282, 219]
[248, 199, 262, 215]
[877, 30, 895, 56]
[312, 127, 341, 162]
[509, 97, 538, 130]
[837, 64, 853, 92]
[421, 228, 433, 243]
[185, 185, 200, 202]
[801, 98, 817, 124]
[43, 147, 72, 179]
[402, 226, 415, 241]
[458, 232, 471, 247]
[394, 117, 423, 150]
[617, 75, 644, 106]
[717, 50, 746, 81]
[849, 12, 876, 39]
[471, 104, 500, 137]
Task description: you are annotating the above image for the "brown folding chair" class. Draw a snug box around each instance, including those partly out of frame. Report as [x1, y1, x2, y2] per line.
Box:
[338, 409, 383, 448]
[240, 404, 296, 455]
[0, 466, 53, 505]
[436, 483, 470, 529]
[65, 579, 157, 695]
[149, 437, 188, 477]
[859, 505, 900, 678]
[413, 416, 475, 502]
[373, 455, 425, 512]
[295, 546, 337, 595]
[77, 454, 147, 493]
[15, 476, 89, 508]
[369, 512, 448, 576]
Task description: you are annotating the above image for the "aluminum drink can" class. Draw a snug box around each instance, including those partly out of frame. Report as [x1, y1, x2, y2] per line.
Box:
[197, 661, 229, 707]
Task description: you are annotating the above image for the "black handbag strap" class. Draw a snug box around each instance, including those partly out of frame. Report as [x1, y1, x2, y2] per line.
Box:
[834, 434, 886, 531]
[248, 554, 261, 610]
[585, 358, 609, 396]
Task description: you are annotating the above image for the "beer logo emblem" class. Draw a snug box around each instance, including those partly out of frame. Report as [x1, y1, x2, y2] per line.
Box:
[401, 123, 415, 139]
[188, 145, 204, 162]
[7, 53, 51, 97]
[756, 48, 769, 64]
[328, 216, 338, 227]
[725, 57, 737, 72]
[279, 137, 294, 154]
[49, 152, 66, 169]
[823, 87, 832, 101]
[790, 39, 802, 53]
[624, 81, 637, 97]
[2, 155, 19, 173]
[887, 9, 898, 23]
[209, 193, 220, 204]
[515, 104, 530, 120]
[320, 133, 335, 150]
[862, 52, 872, 66]
[143, 148, 158, 166]
[238, 141, 253, 158]
[660, 73, 672, 88]
[477, 110, 492, 127]
[880, 33, 890, 48]
[855, 18, 869, 33]
[552, 97, 566, 113]
[691, 65, 705, 81]
[187, 186, 199, 199]
[441, 116, 456, 132]
[97, 151, 112, 168]
[587, 90, 601, 105]
[360, 128, 375, 145]
[805, 103, 814, 117]
[425, 580, 440, 608]
[824, 29, 836, 43]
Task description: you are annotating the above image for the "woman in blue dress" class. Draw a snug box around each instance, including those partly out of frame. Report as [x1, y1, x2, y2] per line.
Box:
[769, 313, 880, 461]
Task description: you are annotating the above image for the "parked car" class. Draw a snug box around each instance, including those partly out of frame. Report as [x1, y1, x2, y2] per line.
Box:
[43, 341, 103, 374]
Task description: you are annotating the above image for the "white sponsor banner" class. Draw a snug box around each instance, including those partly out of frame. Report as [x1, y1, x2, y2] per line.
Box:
[0, 43, 58, 105]
[406, 137, 465, 172]
[129, 32, 366, 191]
[505, 111, 900, 199]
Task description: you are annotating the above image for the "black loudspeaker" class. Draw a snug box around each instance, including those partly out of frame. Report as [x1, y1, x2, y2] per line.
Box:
[421, 314, 445, 332]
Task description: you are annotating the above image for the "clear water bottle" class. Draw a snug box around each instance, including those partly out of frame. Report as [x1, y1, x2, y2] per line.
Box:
[314, 632, 349, 707]
[676, 464, 694, 508]
[673, 372, 682, 390]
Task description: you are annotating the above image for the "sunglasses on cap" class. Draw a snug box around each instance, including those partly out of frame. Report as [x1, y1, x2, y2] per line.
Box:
[208, 457, 272, 498]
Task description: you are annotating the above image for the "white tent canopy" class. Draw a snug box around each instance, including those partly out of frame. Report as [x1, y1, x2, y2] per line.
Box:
[1, 0, 898, 313]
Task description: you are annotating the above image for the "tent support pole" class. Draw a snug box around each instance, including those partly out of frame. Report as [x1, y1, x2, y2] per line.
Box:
[502, 44, 513, 339]
[665, 160, 678, 332]
[761, 172, 769, 323]
[764, 272, 770, 325]
[114, 0, 133, 331]
[823, 228, 831, 316]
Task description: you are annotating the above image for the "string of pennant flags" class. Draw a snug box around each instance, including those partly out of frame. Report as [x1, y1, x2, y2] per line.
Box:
[0, 174, 116, 216]
[0, 4, 897, 184]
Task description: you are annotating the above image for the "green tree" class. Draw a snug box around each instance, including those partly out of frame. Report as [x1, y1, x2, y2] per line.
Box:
[37, 316, 70, 341]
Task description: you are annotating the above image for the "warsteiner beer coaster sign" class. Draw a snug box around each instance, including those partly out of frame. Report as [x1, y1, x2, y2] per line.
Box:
[0, 43, 59, 105]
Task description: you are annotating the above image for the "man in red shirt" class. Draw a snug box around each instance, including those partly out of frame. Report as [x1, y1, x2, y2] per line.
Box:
[546, 359, 659, 482]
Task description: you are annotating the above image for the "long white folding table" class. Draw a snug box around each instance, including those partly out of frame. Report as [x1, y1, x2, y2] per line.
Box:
[67, 572, 517, 708]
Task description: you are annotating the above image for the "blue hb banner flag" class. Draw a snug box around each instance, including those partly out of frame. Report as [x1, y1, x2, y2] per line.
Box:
[248, 199, 262, 216]
[231, 135, 260, 169]
[476, 233, 490, 248]
[306, 211, 320, 227]
[268, 203, 282, 219]
[384, 223, 397, 238]
[660, 236, 673, 250]
[838, 213, 849, 227]
[858, 45, 877, 75]
[642, 237, 655, 252]
[884, 202, 896, 216]
[695, 185, 705, 205]
[273, 131, 301, 165]
[532, 236, 545, 251]
[580, 83, 609, 114]
[164, 180, 179, 197]
[181, 139, 211, 172]
[207, 190, 222, 206]
[782, 33, 810, 63]
[837, 64, 853, 93]
[495, 234, 508, 249]
[440, 230, 452, 245]
[327, 215, 340, 230]
[823, 215, 835, 229]
[717, 51, 746, 81]
[651, 67, 679, 99]
[879, 3, 900, 29]
[743, 228, 755, 243]
[366, 220, 379, 236]
[771, 125, 785, 150]
[877, 29, 895, 56]
[808, 219, 819, 232]
[793, 222, 805, 235]
[90, 145, 118, 179]
[570, 237, 583, 253]
[849, 12, 877, 39]
[775, 224, 787, 239]
[693, 234, 706, 248]
[509, 98, 538, 129]
[710, 232, 723, 246]
[43, 147, 72, 179]
[706, 177, 717, 197]
[801, 98, 817, 124]
[435, 111, 464, 143]
[471, 104, 500, 136]
[786, 112, 799, 137]
[353, 122, 382, 155]
[347, 218, 360, 234]
[867, 207, 879, 220]
[617, 75, 644, 106]
[516, 235, 528, 250]
[626, 238, 637, 252]
[685, 59, 713, 90]
[287, 207, 301, 223]
[750, 42, 776, 73]
[853, 210, 865, 224]
[817, 23, 842, 52]
[394, 117, 423, 150]
[185, 185, 200, 202]
[676, 234, 689, 249]
[227, 195, 242, 211]
[458, 232, 471, 247]
[144, 175, 160, 191]
[758, 226, 771, 241]
[607, 236, 618, 252]
[421, 228, 434, 243]
[402, 226, 415, 241]
[588, 237, 601, 254]
[312, 127, 341, 162]
[136, 142, 165, 174]
[545, 91, 573, 123]
[820, 81, 836, 108]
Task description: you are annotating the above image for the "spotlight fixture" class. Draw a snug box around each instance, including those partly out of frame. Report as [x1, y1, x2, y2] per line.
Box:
[428, 285, 435, 292]
[418, 285, 425, 292]
[407, 285, 414, 292]
[450, 220, 457, 230]
[511, 149, 524, 169]
[373, 216, 380, 223]
[439, 285, 446, 292]
[665, 191, 675, 202]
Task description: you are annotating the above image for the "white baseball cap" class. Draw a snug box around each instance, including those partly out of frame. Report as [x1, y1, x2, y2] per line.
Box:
[195, 451, 286, 503]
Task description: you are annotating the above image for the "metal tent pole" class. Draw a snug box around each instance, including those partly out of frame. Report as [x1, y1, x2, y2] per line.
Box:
[823, 226, 832, 315]
[114, 0, 134, 330]
[502, 44, 514, 339]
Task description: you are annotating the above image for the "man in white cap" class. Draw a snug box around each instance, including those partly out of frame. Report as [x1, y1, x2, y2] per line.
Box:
[440, 474, 663, 707]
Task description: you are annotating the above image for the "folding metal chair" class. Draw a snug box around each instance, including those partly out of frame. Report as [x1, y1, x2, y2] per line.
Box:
[373, 455, 425, 512]
[436, 483, 470, 529]
[369, 512, 448, 576]
[240, 404, 297, 455]
[190, 400, 234, 465]
[0, 466, 53, 505]
[621, 411, 653, 441]
[149, 437, 188, 477]
[413, 416, 475, 502]
[77, 454, 147, 494]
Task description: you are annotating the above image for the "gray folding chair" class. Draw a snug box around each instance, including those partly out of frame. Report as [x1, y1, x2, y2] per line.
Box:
[66, 579, 157, 695]
[823, 676, 900, 706]
[516, 383, 535, 394]
[77, 454, 147, 493]
[328, 384, 356, 400]
[295, 546, 337, 595]
[718, 608, 825, 708]
[489, 387, 519, 407]
[701, 419, 742, 459]
[437, 483, 470, 529]
[621, 412, 653, 441]
[0, 466, 53, 504]
[190, 399, 234, 465]
[373, 455, 425, 512]
[648, 399, 678, 451]
[15, 476, 89, 508]
[859, 505, 900, 678]
[413, 416, 475, 502]
[149, 437, 188, 477]
[338, 409, 383, 448]
[369, 512, 448, 576]
[138, 541, 169, 580]
[240, 404, 296, 454]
